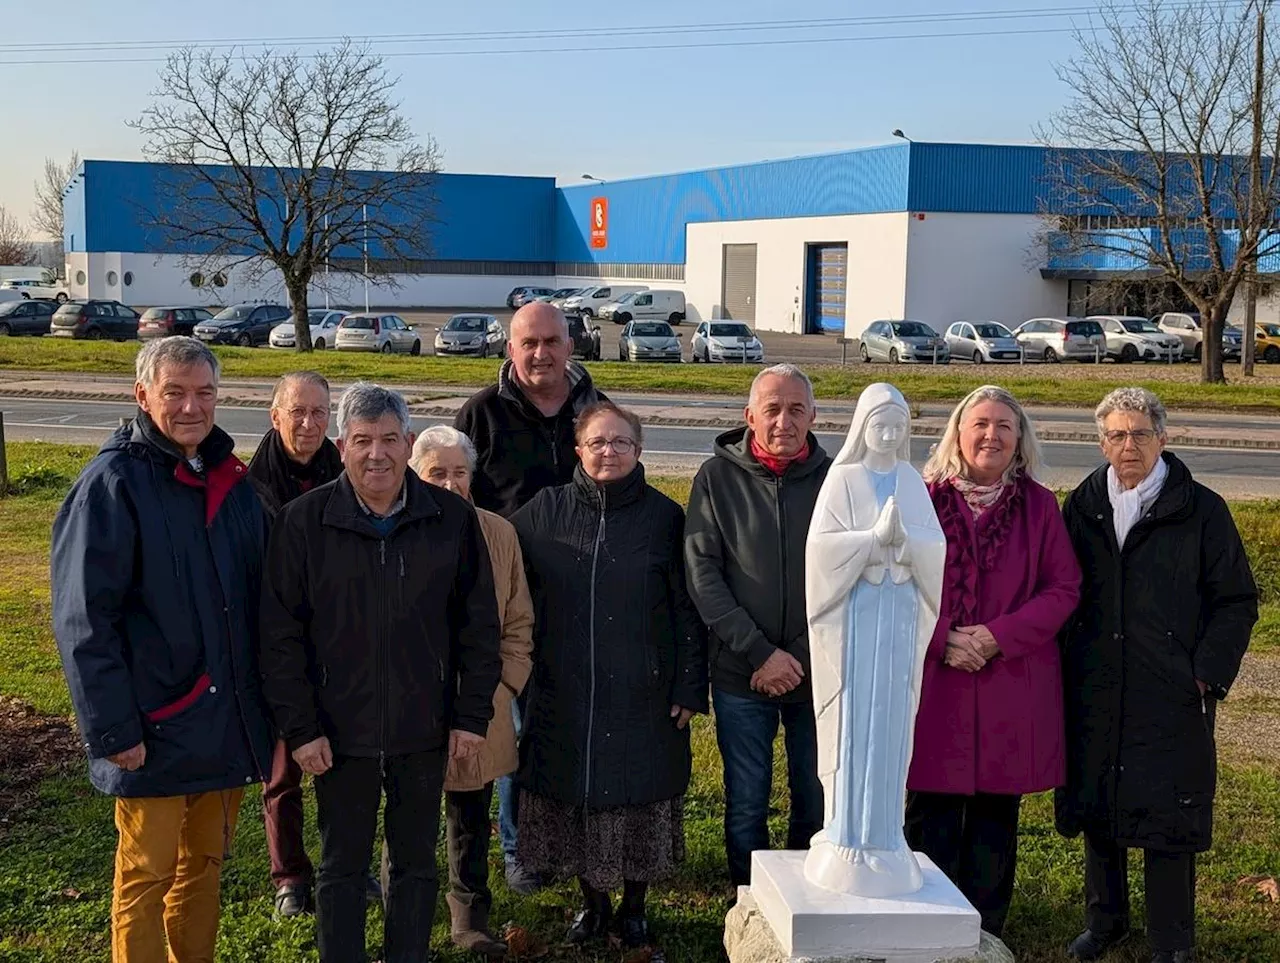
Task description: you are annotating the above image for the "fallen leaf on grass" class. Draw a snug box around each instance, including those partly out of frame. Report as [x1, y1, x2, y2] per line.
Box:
[59, 887, 82, 900]
[501, 923, 548, 959]
[1237, 875, 1279, 902]
[622, 948, 655, 963]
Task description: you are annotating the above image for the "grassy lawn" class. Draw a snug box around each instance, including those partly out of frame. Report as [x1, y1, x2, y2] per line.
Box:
[10, 338, 1280, 410]
[1, 446, 1277, 962]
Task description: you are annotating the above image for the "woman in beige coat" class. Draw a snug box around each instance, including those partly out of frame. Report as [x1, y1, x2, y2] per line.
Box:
[410, 425, 534, 957]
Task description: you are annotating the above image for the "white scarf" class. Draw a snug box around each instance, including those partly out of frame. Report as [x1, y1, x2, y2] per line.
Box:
[1107, 455, 1168, 548]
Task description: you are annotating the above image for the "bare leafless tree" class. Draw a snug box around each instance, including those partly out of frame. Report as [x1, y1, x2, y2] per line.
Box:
[0, 207, 36, 266]
[132, 42, 441, 351]
[1038, 0, 1280, 383]
[30, 151, 79, 270]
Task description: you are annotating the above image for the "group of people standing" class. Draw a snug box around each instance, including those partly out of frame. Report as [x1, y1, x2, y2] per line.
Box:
[50, 300, 1256, 963]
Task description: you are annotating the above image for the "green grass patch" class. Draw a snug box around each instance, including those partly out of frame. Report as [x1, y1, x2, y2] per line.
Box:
[2, 444, 1278, 960]
[8, 338, 1280, 409]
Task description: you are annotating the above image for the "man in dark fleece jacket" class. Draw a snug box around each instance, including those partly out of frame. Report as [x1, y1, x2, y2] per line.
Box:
[453, 300, 606, 893]
[455, 301, 606, 518]
[684, 363, 832, 886]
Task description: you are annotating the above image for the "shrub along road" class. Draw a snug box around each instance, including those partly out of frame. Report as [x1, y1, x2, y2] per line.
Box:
[0, 444, 1277, 963]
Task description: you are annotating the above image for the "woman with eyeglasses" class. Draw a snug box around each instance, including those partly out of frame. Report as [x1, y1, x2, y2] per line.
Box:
[906, 384, 1081, 940]
[509, 401, 707, 959]
[1057, 388, 1257, 963]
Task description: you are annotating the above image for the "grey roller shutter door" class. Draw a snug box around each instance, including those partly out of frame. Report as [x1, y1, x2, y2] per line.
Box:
[721, 244, 757, 321]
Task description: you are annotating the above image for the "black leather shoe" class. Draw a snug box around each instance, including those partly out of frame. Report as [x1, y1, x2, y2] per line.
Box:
[1151, 951, 1194, 963]
[1066, 928, 1130, 960]
[618, 914, 652, 949]
[565, 905, 612, 945]
[273, 882, 312, 918]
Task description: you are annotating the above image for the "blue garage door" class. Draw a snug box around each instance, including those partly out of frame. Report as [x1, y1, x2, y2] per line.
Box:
[805, 243, 848, 334]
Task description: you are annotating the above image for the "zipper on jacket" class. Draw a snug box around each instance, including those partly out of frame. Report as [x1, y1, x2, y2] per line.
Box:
[774, 478, 788, 658]
[584, 485, 606, 807]
[379, 539, 388, 755]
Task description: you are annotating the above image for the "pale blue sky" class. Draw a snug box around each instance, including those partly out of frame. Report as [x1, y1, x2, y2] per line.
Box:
[0, 0, 1092, 235]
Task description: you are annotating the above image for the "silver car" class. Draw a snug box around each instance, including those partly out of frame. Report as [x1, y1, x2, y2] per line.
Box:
[434, 314, 506, 357]
[689, 320, 764, 364]
[334, 313, 422, 355]
[269, 309, 347, 350]
[1090, 316, 1182, 363]
[859, 320, 950, 364]
[618, 320, 682, 363]
[1012, 317, 1106, 363]
[944, 321, 1022, 364]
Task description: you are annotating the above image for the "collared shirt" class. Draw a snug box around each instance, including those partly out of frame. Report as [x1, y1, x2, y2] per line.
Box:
[352, 479, 407, 520]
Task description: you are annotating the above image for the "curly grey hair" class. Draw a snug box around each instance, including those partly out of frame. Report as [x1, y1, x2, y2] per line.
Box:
[922, 384, 1045, 483]
[336, 382, 411, 439]
[135, 336, 220, 387]
[1094, 387, 1167, 437]
[748, 363, 815, 409]
[410, 425, 477, 474]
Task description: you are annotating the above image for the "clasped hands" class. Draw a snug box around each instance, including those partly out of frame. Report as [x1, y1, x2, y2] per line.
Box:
[943, 624, 1000, 672]
[872, 497, 909, 563]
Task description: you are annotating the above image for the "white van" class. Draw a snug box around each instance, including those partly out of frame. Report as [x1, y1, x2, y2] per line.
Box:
[561, 284, 648, 318]
[599, 289, 686, 325]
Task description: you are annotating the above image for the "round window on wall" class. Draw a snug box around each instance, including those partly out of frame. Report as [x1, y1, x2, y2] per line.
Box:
[106, 271, 119, 287]
[75, 270, 86, 286]
[212, 271, 227, 288]
[123, 271, 133, 287]
[190, 272, 204, 288]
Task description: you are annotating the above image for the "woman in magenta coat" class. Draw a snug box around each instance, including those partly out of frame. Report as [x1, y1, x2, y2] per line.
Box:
[905, 385, 1081, 939]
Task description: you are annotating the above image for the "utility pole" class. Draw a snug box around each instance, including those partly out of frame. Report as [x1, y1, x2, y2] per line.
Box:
[1245, 0, 1268, 376]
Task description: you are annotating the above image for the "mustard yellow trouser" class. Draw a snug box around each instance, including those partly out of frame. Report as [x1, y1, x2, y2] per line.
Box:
[111, 788, 245, 963]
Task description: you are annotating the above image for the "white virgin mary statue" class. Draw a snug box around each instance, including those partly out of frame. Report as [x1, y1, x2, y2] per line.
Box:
[803, 382, 946, 898]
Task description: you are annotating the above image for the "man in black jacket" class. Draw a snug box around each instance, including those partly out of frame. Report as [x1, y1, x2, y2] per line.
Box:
[453, 300, 605, 892]
[246, 371, 348, 918]
[261, 382, 501, 963]
[684, 363, 831, 886]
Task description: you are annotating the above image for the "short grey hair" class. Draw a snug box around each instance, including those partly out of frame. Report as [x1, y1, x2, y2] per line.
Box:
[336, 382, 411, 439]
[1095, 387, 1168, 436]
[135, 336, 220, 387]
[922, 384, 1045, 483]
[748, 363, 815, 409]
[271, 371, 331, 408]
[410, 425, 477, 474]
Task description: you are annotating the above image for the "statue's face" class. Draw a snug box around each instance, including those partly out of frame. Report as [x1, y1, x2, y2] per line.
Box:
[863, 406, 908, 455]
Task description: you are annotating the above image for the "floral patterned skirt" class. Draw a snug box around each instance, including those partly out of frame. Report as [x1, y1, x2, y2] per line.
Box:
[516, 790, 685, 890]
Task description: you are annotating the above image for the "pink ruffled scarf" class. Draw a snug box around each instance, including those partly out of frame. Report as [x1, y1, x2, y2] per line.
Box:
[948, 475, 1007, 518]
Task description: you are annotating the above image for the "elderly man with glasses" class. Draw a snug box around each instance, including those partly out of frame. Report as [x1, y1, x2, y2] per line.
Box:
[1058, 387, 1258, 963]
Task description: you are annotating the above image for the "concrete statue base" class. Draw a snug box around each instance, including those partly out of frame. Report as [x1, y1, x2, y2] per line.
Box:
[725, 850, 995, 963]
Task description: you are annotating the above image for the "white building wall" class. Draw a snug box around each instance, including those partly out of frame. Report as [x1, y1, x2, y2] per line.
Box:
[684, 213, 910, 335]
[902, 213, 1066, 331]
[67, 252, 558, 309]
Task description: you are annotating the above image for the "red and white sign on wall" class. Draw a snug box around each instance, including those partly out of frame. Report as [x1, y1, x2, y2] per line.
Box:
[590, 197, 608, 249]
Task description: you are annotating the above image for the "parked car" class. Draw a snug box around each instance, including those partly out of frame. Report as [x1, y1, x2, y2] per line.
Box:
[138, 306, 216, 340]
[567, 313, 602, 361]
[562, 284, 648, 318]
[505, 286, 555, 309]
[859, 320, 950, 364]
[944, 321, 1021, 363]
[545, 287, 587, 308]
[1152, 311, 1241, 361]
[618, 320, 683, 362]
[0, 298, 57, 336]
[689, 320, 764, 364]
[1090, 315, 1182, 363]
[49, 300, 141, 341]
[0, 276, 70, 302]
[600, 289, 686, 325]
[335, 312, 422, 354]
[1011, 317, 1105, 363]
[193, 302, 290, 347]
[269, 309, 347, 350]
[1256, 322, 1280, 363]
[433, 314, 507, 357]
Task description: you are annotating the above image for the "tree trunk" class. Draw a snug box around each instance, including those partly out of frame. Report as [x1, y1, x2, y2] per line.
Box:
[287, 276, 313, 352]
[1201, 304, 1226, 384]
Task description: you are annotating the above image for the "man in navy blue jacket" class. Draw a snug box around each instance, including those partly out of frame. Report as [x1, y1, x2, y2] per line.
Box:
[52, 336, 273, 963]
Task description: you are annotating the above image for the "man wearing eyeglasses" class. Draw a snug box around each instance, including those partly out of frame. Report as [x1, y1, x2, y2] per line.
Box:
[247, 371, 351, 918]
[1058, 387, 1257, 963]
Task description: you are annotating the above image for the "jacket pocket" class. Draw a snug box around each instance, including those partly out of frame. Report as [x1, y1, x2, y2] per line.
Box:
[143, 671, 213, 723]
[143, 681, 228, 780]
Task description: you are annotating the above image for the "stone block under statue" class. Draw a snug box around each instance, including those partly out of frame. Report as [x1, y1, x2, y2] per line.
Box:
[746, 849, 982, 963]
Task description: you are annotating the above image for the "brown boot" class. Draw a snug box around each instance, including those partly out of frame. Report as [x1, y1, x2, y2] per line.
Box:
[448, 895, 508, 958]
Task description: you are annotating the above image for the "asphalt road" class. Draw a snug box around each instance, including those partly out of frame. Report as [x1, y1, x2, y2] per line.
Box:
[5, 396, 1280, 495]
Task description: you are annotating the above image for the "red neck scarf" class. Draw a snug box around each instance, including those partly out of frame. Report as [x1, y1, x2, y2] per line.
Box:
[750, 436, 811, 476]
